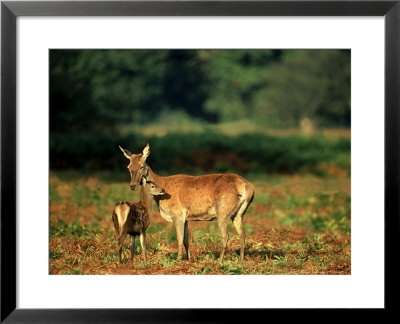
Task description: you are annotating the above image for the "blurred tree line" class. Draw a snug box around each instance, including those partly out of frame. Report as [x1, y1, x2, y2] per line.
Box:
[50, 49, 350, 131]
[50, 49, 350, 172]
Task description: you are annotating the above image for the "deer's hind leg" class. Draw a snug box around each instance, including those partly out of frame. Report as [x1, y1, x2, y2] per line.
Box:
[232, 214, 246, 262]
[232, 186, 254, 262]
[215, 200, 236, 262]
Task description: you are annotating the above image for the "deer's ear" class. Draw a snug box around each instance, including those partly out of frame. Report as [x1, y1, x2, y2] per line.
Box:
[119, 146, 132, 160]
[142, 143, 150, 160]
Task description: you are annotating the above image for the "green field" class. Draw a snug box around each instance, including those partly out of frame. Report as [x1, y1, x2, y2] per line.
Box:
[49, 50, 351, 275]
[49, 171, 350, 275]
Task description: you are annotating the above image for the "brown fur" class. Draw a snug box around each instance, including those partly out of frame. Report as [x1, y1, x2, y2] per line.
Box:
[112, 181, 164, 263]
[120, 144, 255, 262]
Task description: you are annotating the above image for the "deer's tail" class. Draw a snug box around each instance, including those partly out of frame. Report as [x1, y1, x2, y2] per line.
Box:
[231, 181, 255, 221]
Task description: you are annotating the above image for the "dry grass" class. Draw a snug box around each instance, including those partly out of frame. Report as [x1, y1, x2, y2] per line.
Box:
[49, 171, 350, 275]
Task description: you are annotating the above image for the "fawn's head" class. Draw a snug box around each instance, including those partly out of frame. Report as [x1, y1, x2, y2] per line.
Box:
[119, 143, 150, 191]
[143, 181, 165, 196]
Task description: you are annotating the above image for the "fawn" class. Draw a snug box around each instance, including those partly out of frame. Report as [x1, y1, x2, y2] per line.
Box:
[112, 181, 165, 263]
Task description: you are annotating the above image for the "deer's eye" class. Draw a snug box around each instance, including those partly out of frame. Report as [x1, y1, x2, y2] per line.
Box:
[151, 185, 155, 188]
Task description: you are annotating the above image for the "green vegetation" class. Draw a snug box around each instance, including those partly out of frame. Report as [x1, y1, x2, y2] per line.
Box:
[50, 49, 350, 129]
[51, 131, 350, 175]
[49, 171, 350, 275]
[50, 49, 350, 173]
[49, 49, 351, 275]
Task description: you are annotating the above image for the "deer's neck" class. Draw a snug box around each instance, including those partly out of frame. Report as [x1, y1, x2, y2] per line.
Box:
[139, 186, 153, 211]
[146, 165, 164, 187]
[140, 164, 164, 211]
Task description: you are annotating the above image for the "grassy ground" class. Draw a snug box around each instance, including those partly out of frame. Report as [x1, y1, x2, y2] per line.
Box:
[49, 170, 350, 275]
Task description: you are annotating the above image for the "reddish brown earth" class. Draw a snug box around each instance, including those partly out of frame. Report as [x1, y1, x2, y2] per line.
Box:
[49, 172, 351, 275]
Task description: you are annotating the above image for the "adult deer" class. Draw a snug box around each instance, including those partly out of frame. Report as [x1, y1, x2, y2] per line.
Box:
[119, 144, 255, 262]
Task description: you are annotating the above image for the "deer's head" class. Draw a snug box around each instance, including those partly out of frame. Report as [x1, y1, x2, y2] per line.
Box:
[144, 181, 165, 196]
[119, 143, 150, 191]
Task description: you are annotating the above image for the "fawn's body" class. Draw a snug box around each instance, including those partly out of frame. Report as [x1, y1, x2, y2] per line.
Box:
[112, 181, 164, 263]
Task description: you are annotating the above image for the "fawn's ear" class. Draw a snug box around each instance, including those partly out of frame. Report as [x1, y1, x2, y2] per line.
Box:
[141, 143, 150, 161]
[142, 177, 147, 186]
[119, 146, 132, 160]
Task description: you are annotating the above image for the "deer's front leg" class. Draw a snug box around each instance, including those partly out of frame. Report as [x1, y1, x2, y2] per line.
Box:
[174, 218, 185, 260]
[183, 221, 191, 261]
[140, 232, 147, 262]
[217, 217, 229, 262]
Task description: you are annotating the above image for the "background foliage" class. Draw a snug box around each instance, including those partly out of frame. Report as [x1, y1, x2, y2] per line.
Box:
[50, 49, 350, 174]
[49, 49, 351, 275]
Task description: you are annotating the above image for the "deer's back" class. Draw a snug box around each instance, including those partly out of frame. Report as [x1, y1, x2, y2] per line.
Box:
[113, 201, 150, 235]
[156, 173, 254, 221]
[125, 202, 150, 235]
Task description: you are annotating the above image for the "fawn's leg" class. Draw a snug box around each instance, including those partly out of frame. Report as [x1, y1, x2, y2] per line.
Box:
[129, 235, 135, 262]
[117, 232, 128, 263]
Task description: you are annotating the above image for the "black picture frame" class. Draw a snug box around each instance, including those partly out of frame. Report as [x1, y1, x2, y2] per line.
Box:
[1, 0, 398, 322]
